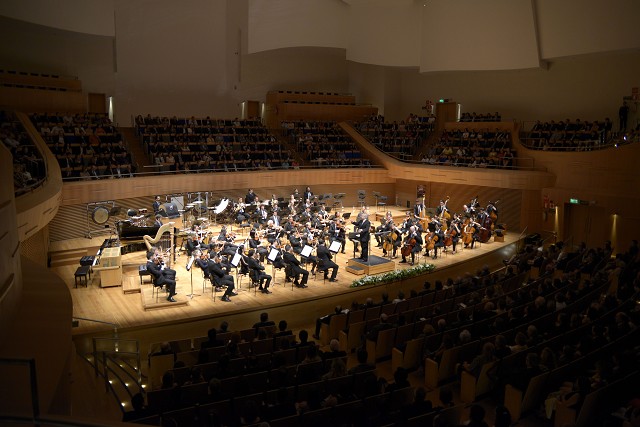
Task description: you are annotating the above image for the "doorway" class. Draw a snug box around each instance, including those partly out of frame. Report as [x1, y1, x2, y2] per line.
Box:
[563, 203, 608, 248]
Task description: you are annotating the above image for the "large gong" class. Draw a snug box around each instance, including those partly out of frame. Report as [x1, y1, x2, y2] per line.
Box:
[92, 206, 110, 224]
[86, 201, 116, 238]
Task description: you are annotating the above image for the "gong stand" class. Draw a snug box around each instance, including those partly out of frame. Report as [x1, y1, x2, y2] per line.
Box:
[86, 201, 116, 238]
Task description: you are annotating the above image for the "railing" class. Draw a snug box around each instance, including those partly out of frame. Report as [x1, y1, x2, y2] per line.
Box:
[518, 120, 638, 151]
[60, 163, 384, 182]
[351, 123, 540, 171]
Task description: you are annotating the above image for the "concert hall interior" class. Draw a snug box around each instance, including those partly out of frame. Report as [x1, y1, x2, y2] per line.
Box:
[1, 1, 640, 426]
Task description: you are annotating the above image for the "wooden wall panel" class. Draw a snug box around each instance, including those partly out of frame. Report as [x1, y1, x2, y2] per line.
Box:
[20, 227, 49, 267]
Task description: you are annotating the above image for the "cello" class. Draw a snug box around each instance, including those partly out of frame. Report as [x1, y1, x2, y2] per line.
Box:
[401, 234, 417, 257]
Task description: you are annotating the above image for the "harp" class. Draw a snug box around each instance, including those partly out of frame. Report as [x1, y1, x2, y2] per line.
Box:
[143, 222, 175, 264]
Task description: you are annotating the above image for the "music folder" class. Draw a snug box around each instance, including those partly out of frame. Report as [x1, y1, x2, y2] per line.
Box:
[300, 245, 313, 258]
[329, 240, 341, 253]
[231, 253, 241, 267]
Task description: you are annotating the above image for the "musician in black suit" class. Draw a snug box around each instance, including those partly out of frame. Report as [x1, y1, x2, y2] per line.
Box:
[356, 212, 371, 262]
[400, 226, 423, 266]
[147, 253, 177, 302]
[283, 245, 309, 288]
[245, 188, 257, 205]
[316, 241, 338, 282]
[288, 231, 303, 254]
[152, 196, 162, 214]
[185, 235, 199, 256]
[247, 249, 272, 293]
[303, 186, 313, 204]
[153, 215, 163, 228]
[329, 219, 346, 254]
[249, 230, 268, 261]
[209, 255, 237, 302]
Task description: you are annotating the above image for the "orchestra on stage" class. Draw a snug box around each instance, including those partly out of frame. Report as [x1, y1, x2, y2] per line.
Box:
[119, 188, 501, 302]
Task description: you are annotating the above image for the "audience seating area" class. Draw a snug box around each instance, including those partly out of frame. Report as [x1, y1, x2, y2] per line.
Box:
[1, 110, 46, 194]
[422, 128, 516, 168]
[459, 112, 502, 122]
[521, 119, 613, 151]
[30, 112, 133, 180]
[123, 240, 639, 427]
[357, 114, 434, 160]
[281, 120, 372, 168]
[136, 115, 292, 172]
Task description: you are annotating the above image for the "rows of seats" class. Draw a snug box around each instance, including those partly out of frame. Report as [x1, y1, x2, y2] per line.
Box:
[281, 120, 373, 168]
[29, 112, 135, 180]
[459, 112, 502, 122]
[521, 118, 612, 151]
[136, 115, 293, 172]
[357, 113, 434, 160]
[124, 240, 639, 426]
[422, 127, 515, 169]
[1, 110, 46, 194]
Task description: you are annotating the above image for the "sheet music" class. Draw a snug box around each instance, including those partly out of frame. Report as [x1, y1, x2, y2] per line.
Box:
[300, 245, 313, 258]
[231, 253, 241, 267]
[329, 240, 341, 253]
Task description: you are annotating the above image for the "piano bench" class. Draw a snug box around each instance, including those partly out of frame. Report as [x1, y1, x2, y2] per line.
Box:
[74, 265, 91, 288]
[139, 264, 152, 285]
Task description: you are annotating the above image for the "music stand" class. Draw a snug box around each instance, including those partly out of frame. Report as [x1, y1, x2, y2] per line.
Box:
[230, 252, 242, 289]
[334, 193, 345, 209]
[186, 256, 199, 299]
[342, 212, 351, 220]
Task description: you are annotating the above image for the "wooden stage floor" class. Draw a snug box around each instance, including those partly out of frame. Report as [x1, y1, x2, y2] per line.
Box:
[51, 218, 521, 346]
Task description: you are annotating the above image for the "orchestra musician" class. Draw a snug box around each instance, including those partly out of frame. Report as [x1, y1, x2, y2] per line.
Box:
[329, 218, 347, 254]
[247, 249, 272, 293]
[245, 188, 257, 205]
[316, 241, 338, 282]
[288, 194, 297, 215]
[270, 211, 282, 228]
[152, 195, 162, 215]
[283, 244, 309, 288]
[146, 251, 177, 302]
[288, 229, 303, 254]
[249, 230, 268, 261]
[414, 199, 425, 218]
[283, 215, 296, 236]
[400, 225, 422, 266]
[257, 203, 268, 226]
[235, 197, 247, 223]
[185, 235, 199, 256]
[446, 216, 461, 254]
[154, 214, 163, 228]
[209, 254, 237, 302]
[375, 213, 394, 248]
[303, 186, 313, 204]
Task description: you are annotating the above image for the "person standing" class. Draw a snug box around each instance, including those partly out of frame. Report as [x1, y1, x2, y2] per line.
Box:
[357, 212, 371, 262]
[619, 101, 629, 131]
[152, 196, 162, 214]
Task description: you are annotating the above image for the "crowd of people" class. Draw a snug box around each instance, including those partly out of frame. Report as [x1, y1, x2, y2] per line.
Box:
[459, 112, 502, 122]
[30, 112, 134, 180]
[125, 238, 639, 427]
[357, 114, 434, 160]
[521, 118, 613, 151]
[281, 120, 373, 168]
[421, 128, 515, 169]
[137, 115, 293, 172]
[1, 110, 45, 193]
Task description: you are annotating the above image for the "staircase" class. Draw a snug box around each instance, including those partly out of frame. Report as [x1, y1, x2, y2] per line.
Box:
[118, 127, 151, 171]
[80, 337, 145, 412]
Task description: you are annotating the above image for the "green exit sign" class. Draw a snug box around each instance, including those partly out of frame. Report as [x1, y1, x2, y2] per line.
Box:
[569, 198, 580, 204]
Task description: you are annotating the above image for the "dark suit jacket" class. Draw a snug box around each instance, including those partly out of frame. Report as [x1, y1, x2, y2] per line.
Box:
[283, 252, 302, 267]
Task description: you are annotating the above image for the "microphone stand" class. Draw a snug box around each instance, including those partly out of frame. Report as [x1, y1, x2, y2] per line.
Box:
[186, 256, 199, 299]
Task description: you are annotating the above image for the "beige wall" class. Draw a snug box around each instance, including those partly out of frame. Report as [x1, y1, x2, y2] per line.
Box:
[396, 51, 640, 124]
